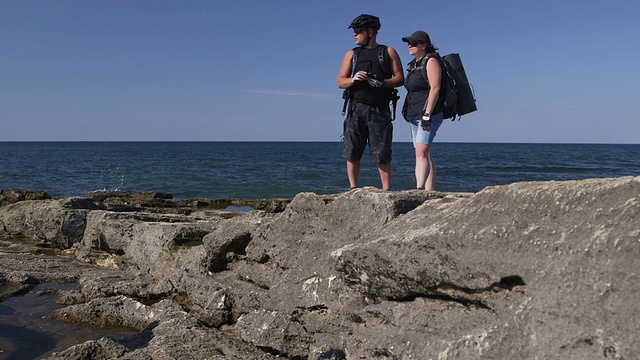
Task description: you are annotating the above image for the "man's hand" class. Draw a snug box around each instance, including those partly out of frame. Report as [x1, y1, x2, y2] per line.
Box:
[366, 77, 383, 87]
[353, 71, 367, 82]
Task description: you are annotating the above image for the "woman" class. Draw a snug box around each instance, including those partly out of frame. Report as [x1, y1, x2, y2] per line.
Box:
[401, 30, 444, 191]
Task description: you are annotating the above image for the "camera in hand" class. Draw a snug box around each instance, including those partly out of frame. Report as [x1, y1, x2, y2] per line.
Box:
[366, 73, 379, 80]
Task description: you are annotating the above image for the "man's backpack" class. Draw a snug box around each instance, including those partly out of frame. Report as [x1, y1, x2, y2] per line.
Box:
[342, 45, 401, 120]
[421, 53, 477, 120]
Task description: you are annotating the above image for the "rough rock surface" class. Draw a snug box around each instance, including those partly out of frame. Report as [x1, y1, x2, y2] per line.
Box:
[0, 189, 51, 207]
[0, 177, 638, 359]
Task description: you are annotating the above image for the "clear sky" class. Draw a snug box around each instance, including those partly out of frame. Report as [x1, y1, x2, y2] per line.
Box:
[2, 1, 639, 143]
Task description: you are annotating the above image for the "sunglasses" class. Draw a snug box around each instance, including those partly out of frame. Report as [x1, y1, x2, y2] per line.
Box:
[353, 28, 367, 34]
[408, 41, 423, 47]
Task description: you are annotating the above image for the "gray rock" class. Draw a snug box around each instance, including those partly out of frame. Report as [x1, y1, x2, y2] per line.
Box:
[0, 177, 638, 359]
[334, 177, 639, 358]
[46, 337, 128, 360]
[237, 309, 314, 358]
[0, 189, 51, 207]
[0, 199, 89, 248]
[50, 295, 155, 330]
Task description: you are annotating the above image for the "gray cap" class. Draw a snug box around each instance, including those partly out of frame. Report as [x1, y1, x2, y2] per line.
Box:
[402, 30, 431, 44]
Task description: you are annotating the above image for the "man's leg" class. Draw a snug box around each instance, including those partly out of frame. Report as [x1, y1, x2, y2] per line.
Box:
[347, 160, 360, 189]
[378, 161, 391, 190]
[369, 106, 393, 190]
[343, 103, 366, 189]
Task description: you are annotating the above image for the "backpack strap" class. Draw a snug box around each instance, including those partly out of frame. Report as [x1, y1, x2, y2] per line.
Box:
[419, 53, 445, 117]
[378, 45, 385, 69]
[342, 47, 360, 116]
[351, 47, 359, 76]
[420, 52, 440, 84]
[418, 55, 431, 116]
[378, 45, 400, 120]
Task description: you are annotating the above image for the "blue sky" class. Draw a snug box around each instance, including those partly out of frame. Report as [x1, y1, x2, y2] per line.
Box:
[1, 1, 639, 143]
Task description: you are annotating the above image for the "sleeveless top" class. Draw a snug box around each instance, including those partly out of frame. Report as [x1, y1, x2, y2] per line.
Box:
[351, 45, 393, 106]
[402, 52, 444, 121]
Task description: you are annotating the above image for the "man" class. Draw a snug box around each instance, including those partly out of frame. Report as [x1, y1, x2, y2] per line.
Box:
[337, 14, 404, 190]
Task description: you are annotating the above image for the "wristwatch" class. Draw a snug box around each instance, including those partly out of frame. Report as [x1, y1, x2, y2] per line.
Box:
[422, 113, 431, 121]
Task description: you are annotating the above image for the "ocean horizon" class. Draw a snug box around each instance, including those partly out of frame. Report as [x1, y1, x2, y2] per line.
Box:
[1, 141, 639, 200]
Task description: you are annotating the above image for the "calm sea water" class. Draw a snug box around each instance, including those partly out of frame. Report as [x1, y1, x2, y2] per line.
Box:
[1, 142, 639, 200]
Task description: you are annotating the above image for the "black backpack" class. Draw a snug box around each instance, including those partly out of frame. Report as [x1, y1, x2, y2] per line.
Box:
[420, 53, 477, 120]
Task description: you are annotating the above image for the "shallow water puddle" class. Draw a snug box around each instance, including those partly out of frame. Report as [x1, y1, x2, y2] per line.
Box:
[0, 283, 126, 359]
[224, 205, 253, 212]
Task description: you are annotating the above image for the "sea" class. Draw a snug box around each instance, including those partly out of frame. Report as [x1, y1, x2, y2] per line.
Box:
[1, 142, 639, 200]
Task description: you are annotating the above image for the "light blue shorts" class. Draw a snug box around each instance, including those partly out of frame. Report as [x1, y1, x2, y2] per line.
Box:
[409, 112, 443, 146]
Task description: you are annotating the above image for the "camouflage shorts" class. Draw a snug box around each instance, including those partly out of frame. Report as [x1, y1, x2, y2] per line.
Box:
[342, 102, 393, 164]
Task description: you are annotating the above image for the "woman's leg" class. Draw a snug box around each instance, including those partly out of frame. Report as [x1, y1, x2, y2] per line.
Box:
[415, 143, 428, 189]
[424, 145, 436, 191]
[423, 114, 443, 191]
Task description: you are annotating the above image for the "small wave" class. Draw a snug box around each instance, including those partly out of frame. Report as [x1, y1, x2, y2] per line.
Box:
[91, 187, 121, 193]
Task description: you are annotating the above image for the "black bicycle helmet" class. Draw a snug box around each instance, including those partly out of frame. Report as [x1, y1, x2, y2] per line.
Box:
[348, 14, 381, 30]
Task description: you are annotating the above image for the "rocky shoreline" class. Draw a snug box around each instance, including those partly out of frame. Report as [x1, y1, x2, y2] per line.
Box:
[1, 177, 639, 359]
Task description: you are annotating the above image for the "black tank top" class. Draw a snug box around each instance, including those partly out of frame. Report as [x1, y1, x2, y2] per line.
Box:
[402, 53, 443, 121]
[351, 46, 393, 106]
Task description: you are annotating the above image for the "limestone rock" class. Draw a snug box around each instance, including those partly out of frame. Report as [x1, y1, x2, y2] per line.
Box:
[0, 199, 89, 248]
[46, 337, 128, 360]
[237, 309, 314, 358]
[50, 295, 155, 331]
[334, 177, 639, 358]
[0, 189, 51, 207]
[0, 178, 637, 359]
